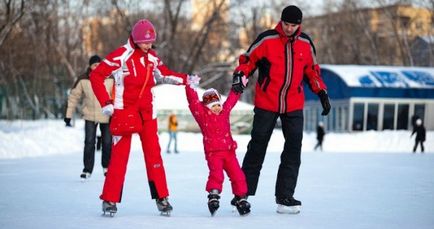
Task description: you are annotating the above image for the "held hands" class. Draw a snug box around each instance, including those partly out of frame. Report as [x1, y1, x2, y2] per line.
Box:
[64, 118, 72, 127]
[102, 104, 114, 116]
[318, 90, 331, 116]
[187, 74, 201, 89]
[232, 71, 248, 93]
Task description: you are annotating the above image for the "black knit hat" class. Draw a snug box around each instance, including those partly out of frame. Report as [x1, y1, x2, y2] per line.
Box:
[281, 5, 303, 24]
[88, 55, 102, 66]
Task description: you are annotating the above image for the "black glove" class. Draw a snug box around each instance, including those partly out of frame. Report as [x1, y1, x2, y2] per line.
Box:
[64, 118, 72, 127]
[318, 90, 331, 116]
[232, 71, 246, 93]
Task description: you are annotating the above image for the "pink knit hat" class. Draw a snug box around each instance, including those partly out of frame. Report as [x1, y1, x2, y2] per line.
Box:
[131, 19, 157, 44]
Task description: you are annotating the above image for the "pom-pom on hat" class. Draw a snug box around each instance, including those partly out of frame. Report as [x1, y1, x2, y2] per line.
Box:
[131, 19, 157, 44]
[281, 5, 303, 24]
[202, 88, 221, 109]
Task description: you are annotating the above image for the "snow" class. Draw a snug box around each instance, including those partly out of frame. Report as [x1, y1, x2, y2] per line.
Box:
[1, 119, 434, 229]
[153, 85, 254, 111]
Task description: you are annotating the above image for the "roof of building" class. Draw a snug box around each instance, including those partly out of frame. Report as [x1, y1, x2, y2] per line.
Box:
[321, 64, 434, 88]
[419, 35, 434, 44]
[305, 65, 434, 100]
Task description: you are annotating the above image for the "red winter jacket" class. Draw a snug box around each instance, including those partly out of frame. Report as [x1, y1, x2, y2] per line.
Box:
[185, 86, 240, 153]
[90, 37, 187, 120]
[235, 22, 327, 114]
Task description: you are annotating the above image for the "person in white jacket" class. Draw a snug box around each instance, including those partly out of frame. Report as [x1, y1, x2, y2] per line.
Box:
[65, 55, 114, 180]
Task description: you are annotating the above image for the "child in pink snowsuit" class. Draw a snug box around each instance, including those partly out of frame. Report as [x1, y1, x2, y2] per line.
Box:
[185, 83, 251, 216]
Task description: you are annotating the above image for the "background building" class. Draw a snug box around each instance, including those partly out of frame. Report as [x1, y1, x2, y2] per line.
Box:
[304, 65, 434, 132]
[411, 35, 434, 66]
[303, 4, 434, 66]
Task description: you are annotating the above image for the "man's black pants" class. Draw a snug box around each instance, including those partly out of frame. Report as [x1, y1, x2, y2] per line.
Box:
[242, 108, 303, 199]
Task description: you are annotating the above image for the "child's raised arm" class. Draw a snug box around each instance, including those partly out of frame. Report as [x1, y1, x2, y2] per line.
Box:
[222, 89, 241, 112]
[185, 84, 205, 115]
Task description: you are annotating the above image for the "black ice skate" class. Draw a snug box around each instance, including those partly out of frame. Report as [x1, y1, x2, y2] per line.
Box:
[80, 172, 91, 181]
[102, 201, 117, 217]
[231, 195, 251, 216]
[207, 190, 220, 216]
[156, 197, 173, 216]
[276, 197, 302, 214]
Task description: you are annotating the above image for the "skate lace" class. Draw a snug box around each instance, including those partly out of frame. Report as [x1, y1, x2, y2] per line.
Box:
[157, 198, 170, 206]
[207, 193, 220, 202]
[238, 199, 247, 204]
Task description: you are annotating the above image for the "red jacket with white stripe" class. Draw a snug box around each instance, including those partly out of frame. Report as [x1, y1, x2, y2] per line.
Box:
[235, 22, 327, 114]
[90, 37, 187, 120]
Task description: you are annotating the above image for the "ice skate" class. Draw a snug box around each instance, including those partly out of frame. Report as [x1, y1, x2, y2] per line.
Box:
[80, 172, 91, 181]
[276, 197, 301, 214]
[207, 190, 220, 216]
[231, 196, 251, 216]
[156, 197, 173, 216]
[102, 201, 117, 217]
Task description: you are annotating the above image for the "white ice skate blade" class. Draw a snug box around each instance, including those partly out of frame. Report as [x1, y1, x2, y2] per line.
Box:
[160, 211, 171, 217]
[102, 211, 116, 217]
[276, 204, 301, 214]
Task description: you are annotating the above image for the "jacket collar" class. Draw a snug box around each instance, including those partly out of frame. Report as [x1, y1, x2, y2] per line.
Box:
[126, 36, 148, 56]
[275, 21, 302, 43]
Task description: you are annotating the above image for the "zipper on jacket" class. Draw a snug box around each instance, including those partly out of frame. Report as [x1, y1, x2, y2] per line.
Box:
[278, 40, 294, 113]
[132, 59, 137, 77]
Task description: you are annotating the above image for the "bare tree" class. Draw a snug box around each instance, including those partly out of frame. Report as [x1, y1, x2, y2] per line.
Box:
[0, 0, 26, 47]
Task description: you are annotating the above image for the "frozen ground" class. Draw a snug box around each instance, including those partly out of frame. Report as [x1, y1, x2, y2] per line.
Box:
[0, 120, 433, 229]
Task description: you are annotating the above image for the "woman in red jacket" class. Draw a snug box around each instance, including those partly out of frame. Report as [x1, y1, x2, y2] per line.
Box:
[185, 78, 251, 216]
[90, 19, 190, 216]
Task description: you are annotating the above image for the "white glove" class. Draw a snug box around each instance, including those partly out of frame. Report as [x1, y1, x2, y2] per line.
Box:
[242, 75, 248, 87]
[187, 74, 201, 89]
[101, 104, 114, 116]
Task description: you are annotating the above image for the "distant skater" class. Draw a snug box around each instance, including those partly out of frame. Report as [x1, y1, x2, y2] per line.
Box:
[64, 55, 113, 180]
[166, 113, 179, 153]
[314, 121, 325, 151]
[411, 119, 426, 153]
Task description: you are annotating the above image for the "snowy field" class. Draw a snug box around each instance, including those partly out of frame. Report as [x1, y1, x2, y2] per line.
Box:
[1, 120, 434, 229]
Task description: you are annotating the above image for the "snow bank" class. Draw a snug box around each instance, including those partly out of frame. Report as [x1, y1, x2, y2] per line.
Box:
[1, 119, 432, 159]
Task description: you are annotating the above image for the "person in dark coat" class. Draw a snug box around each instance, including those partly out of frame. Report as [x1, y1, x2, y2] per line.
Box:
[411, 119, 426, 153]
[314, 121, 325, 151]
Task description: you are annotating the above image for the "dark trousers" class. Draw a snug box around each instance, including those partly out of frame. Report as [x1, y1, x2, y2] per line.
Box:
[83, 120, 112, 173]
[242, 108, 303, 199]
[314, 139, 323, 151]
[413, 139, 425, 153]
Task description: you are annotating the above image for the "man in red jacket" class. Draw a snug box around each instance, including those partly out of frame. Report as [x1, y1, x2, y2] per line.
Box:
[231, 5, 331, 214]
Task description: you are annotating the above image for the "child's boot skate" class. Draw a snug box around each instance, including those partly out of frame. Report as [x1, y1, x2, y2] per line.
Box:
[230, 195, 251, 216]
[156, 197, 173, 216]
[207, 189, 220, 216]
[102, 201, 117, 217]
[276, 196, 302, 214]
